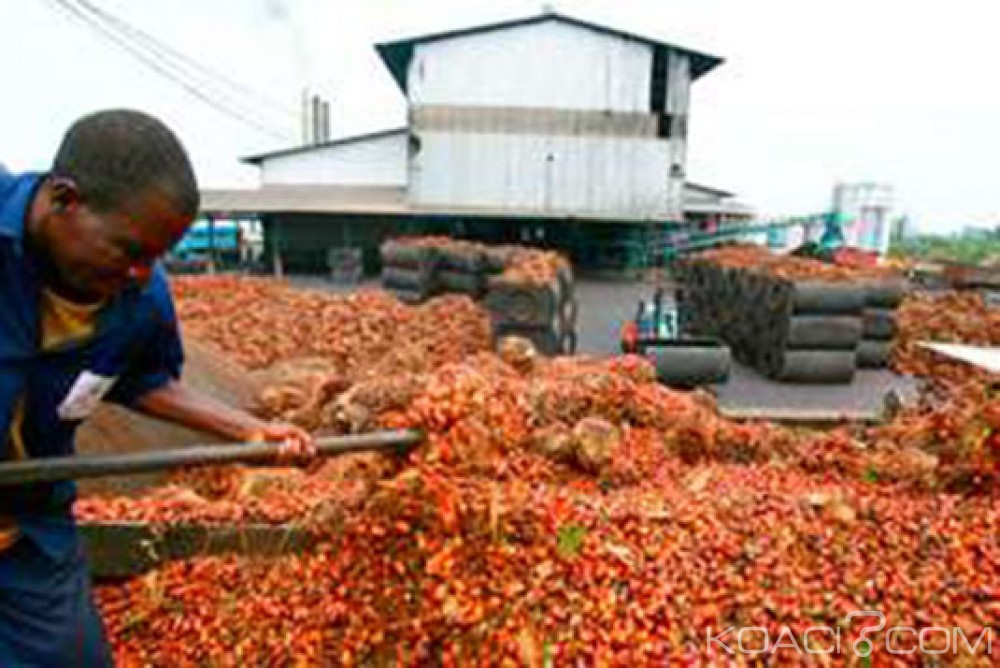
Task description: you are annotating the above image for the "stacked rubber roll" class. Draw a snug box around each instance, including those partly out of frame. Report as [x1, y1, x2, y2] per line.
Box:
[379, 239, 439, 304]
[857, 278, 909, 368]
[378, 237, 577, 355]
[678, 259, 865, 383]
[486, 264, 577, 357]
[435, 241, 489, 299]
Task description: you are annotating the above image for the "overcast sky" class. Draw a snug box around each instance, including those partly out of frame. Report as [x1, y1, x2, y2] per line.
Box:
[2, 0, 998, 232]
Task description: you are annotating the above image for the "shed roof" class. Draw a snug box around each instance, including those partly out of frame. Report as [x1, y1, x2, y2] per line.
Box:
[200, 184, 749, 221]
[242, 128, 407, 165]
[376, 12, 723, 94]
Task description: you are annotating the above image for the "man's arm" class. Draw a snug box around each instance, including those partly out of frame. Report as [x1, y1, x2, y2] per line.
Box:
[133, 380, 314, 458]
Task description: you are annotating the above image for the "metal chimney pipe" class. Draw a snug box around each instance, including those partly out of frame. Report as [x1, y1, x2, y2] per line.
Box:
[301, 88, 312, 145]
[311, 95, 322, 145]
[321, 100, 331, 142]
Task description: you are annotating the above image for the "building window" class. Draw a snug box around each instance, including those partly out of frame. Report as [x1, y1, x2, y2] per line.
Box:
[650, 47, 668, 112]
[658, 114, 673, 139]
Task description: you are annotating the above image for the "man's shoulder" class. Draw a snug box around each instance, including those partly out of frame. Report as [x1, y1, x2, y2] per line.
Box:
[126, 264, 178, 323]
[0, 169, 43, 240]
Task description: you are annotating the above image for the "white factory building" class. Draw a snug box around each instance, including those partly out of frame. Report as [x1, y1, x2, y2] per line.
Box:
[202, 11, 753, 273]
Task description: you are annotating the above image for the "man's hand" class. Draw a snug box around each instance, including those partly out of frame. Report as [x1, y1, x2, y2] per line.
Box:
[245, 422, 317, 464]
[135, 381, 318, 465]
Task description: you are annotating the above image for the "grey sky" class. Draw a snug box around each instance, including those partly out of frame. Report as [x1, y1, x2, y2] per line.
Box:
[2, 0, 998, 232]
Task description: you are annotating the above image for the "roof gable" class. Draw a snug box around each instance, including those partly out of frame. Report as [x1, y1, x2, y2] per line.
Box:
[376, 12, 722, 94]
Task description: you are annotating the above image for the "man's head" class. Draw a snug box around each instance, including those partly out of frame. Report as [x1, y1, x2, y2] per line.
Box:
[36, 109, 198, 300]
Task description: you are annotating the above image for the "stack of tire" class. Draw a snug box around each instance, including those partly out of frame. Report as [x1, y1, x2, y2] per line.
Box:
[379, 240, 438, 304]
[435, 242, 489, 299]
[678, 259, 865, 383]
[484, 264, 577, 357]
[857, 278, 909, 368]
[379, 238, 578, 356]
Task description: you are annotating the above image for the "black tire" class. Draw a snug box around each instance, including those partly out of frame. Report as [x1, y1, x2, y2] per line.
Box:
[494, 323, 561, 356]
[557, 265, 574, 299]
[485, 279, 561, 328]
[767, 349, 856, 383]
[388, 287, 428, 305]
[482, 250, 509, 274]
[862, 308, 897, 340]
[784, 315, 863, 350]
[640, 338, 732, 387]
[560, 297, 579, 332]
[382, 266, 431, 292]
[788, 281, 866, 315]
[560, 329, 577, 355]
[439, 249, 487, 273]
[856, 339, 893, 368]
[437, 269, 485, 297]
[380, 241, 436, 270]
[864, 278, 910, 308]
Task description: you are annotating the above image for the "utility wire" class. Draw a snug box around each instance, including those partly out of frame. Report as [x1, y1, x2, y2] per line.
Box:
[73, 0, 298, 122]
[48, 0, 292, 141]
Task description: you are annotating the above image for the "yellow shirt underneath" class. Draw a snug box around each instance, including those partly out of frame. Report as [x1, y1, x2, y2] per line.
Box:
[1, 290, 105, 550]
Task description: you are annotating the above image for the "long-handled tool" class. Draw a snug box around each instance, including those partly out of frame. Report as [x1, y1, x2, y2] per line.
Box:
[0, 429, 423, 486]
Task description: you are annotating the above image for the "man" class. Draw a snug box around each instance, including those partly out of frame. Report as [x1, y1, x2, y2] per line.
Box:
[0, 109, 314, 666]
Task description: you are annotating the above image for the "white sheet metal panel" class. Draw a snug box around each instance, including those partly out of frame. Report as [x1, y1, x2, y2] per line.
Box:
[410, 105, 657, 137]
[664, 52, 691, 116]
[408, 21, 653, 112]
[260, 132, 408, 187]
[918, 342, 1000, 373]
[409, 131, 677, 219]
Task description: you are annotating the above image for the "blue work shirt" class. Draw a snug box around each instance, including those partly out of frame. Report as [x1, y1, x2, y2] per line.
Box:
[0, 167, 184, 563]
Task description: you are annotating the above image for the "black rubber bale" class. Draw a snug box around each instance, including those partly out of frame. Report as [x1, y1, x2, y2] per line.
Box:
[437, 269, 486, 297]
[381, 266, 433, 292]
[380, 242, 437, 270]
[861, 308, 897, 340]
[438, 249, 487, 273]
[641, 338, 732, 387]
[556, 265, 575, 299]
[494, 322, 562, 356]
[789, 281, 866, 315]
[863, 278, 910, 309]
[560, 329, 578, 355]
[768, 349, 857, 384]
[783, 315, 863, 350]
[485, 279, 562, 328]
[560, 297, 579, 331]
[388, 287, 429, 305]
[856, 339, 893, 368]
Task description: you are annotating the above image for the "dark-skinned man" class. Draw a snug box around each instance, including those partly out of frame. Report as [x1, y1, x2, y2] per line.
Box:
[0, 109, 315, 666]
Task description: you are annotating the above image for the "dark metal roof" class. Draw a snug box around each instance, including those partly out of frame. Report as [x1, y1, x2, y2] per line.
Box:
[200, 183, 750, 221]
[685, 182, 736, 198]
[376, 12, 723, 94]
[242, 128, 407, 165]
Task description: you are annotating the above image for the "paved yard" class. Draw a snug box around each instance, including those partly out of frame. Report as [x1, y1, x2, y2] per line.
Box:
[294, 275, 918, 421]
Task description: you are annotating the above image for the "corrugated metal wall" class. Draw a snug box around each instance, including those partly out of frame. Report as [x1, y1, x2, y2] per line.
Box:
[408, 21, 652, 112]
[403, 21, 691, 220]
[409, 131, 674, 218]
[261, 132, 408, 187]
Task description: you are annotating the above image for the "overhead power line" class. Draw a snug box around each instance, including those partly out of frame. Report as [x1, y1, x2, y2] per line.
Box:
[48, 0, 293, 141]
[73, 0, 298, 122]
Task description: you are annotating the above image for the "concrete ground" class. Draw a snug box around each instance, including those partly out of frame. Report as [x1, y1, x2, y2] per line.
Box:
[294, 275, 919, 422]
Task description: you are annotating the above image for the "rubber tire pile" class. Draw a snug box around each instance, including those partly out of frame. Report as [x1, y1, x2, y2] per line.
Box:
[380, 238, 578, 356]
[379, 239, 440, 304]
[678, 258, 908, 383]
[858, 279, 909, 368]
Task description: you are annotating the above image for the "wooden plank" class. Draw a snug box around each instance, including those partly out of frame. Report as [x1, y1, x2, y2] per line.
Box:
[81, 522, 316, 580]
[719, 406, 884, 425]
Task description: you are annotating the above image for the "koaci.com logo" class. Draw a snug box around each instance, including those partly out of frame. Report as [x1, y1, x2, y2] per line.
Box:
[707, 611, 994, 657]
